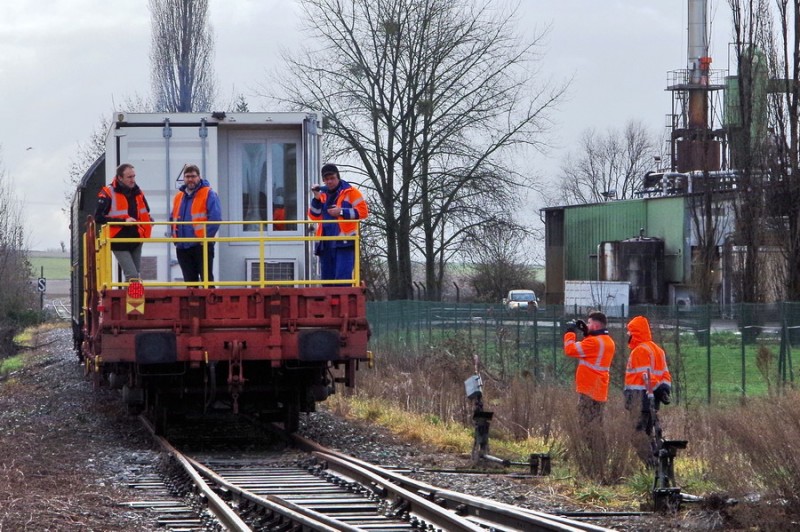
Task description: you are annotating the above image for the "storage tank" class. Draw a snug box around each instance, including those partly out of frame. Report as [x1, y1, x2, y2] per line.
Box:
[599, 236, 665, 305]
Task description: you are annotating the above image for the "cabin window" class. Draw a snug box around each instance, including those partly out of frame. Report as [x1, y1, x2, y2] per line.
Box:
[238, 140, 299, 233]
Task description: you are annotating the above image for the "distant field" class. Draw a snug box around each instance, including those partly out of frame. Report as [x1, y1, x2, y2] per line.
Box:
[28, 256, 71, 280]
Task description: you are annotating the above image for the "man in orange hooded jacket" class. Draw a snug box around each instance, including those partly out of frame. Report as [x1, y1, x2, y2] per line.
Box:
[625, 315, 672, 434]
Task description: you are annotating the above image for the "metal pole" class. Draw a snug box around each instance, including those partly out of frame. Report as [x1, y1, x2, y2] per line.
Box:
[163, 118, 173, 282]
[707, 303, 712, 404]
[741, 309, 746, 399]
[39, 266, 44, 312]
[533, 308, 539, 378]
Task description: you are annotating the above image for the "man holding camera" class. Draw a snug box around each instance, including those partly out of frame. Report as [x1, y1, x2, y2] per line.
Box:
[564, 311, 616, 442]
[308, 163, 368, 284]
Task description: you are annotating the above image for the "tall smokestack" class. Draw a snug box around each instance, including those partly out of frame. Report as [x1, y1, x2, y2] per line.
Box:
[687, 0, 710, 129]
[667, 0, 722, 173]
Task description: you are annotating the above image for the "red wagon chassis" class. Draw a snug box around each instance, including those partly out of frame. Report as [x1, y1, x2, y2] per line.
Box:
[85, 286, 370, 382]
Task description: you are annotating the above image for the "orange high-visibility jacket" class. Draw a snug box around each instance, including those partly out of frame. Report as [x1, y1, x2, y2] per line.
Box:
[171, 186, 211, 238]
[564, 330, 616, 402]
[625, 315, 672, 396]
[99, 181, 152, 238]
[308, 180, 368, 240]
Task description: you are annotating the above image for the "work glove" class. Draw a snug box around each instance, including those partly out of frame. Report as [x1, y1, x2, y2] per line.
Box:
[654, 383, 671, 408]
[575, 319, 588, 335]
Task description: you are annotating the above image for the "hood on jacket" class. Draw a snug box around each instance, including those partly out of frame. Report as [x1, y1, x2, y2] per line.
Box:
[626, 315, 652, 346]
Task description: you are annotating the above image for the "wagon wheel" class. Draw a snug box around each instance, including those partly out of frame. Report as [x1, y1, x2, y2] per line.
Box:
[146, 387, 169, 436]
[283, 398, 300, 434]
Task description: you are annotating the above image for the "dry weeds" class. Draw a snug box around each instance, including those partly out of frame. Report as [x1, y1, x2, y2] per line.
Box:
[366, 336, 800, 526]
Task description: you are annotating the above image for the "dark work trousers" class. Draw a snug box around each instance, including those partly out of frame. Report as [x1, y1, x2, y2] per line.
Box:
[319, 245, 355, 287]
[176, 245, 215, 284]
[578, 393, 607, 457]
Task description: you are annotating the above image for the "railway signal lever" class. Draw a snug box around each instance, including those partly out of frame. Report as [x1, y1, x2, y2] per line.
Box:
[649, 418, 737, 512]
[465, 369, 550, 475]
[651, 436, 688, 511]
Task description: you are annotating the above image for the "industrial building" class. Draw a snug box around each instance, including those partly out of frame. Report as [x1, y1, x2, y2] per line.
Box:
[542, 0, 788, 312]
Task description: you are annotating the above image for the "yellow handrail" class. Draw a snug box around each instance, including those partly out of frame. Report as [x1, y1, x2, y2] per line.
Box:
[94, 219, 362, 290]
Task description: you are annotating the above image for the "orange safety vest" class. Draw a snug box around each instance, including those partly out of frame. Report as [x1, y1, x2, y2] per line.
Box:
[564, 331, 616, 402]
[625, 315, 672, 396]
[308, 183, 368, 239]
[99, 184, 152, 238]
[273, 206, 286, 231]
[172, 186, 211, 238]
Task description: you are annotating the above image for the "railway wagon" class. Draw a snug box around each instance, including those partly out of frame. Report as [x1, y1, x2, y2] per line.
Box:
[70, 112, 371, 432]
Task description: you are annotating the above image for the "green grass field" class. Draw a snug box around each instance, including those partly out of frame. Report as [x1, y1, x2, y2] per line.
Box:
[28, 256, 71, 280]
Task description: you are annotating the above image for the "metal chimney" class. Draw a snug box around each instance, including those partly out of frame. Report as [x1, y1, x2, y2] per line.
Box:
[687, 0, 710, 129]
[666, 0, 724, 173]
[688, 0, 709, 80]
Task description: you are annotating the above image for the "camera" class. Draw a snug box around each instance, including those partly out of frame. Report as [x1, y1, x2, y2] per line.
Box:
[565, 318, 588, 335]
[312, 184, 328, 193]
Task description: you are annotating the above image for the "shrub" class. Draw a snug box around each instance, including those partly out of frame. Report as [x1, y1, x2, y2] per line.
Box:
[704, 392, 800, 515]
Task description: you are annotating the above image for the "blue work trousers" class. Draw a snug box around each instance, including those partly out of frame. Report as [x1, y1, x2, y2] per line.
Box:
[319, 246, 355, 287]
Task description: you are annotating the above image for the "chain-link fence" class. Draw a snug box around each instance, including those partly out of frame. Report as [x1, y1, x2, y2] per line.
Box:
[367, 301, 800, 405]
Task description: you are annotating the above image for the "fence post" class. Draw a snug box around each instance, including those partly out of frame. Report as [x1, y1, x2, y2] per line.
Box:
[741, 306, 746, 399]
[416, 300, 421, 351]
[707, 303, 712, 404]
[484, 306, 489, 361]
[533, 308, 540, 379]
[780, 303, 786, 391]
[674, 305, 679, 404]
[517, 316, 522, 371]
[468, 302, 473, 343]
[553, 313, 559, 378]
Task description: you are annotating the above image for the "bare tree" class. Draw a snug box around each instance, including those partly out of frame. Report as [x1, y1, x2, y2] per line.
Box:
[0, 150, 36, 339]
[556, 120, 660, 205]
[764, 1, 800, 300]
[726, 0, 774, 303]
[149, 0, 216, 112]
[465, 221, 540, 302]
[276, 0, 564, 300]
[65, 94, 154, 212]
[65, 116, 109, 210]
[687, 190, 731, 303]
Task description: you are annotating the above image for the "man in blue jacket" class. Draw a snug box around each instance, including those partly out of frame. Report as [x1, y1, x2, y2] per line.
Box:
[170, 164, 222, 284]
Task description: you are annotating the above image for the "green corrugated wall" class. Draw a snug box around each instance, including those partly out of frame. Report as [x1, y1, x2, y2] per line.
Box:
[562, 198, 686, 282]
[645, 197, 686, 282]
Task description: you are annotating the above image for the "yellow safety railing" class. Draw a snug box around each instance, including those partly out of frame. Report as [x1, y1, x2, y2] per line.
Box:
[94, 219, 362, 290]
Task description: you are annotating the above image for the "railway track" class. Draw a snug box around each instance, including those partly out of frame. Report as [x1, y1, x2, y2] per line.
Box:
[133, 416, 616, 531]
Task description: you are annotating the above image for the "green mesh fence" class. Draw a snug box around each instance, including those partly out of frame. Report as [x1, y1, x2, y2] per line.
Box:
[366, 301, 799, 405]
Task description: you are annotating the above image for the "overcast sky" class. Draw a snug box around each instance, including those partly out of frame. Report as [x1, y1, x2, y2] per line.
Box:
[0, 0, 732, 251]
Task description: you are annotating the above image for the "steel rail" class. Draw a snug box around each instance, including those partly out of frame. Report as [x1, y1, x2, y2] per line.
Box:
[294, 433, 615, 532]
[183, 455, 359, 532]
[312, 451, 485, 532]
[140, 416, 252, 531]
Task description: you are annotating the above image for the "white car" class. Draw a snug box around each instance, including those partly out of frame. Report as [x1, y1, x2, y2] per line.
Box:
[503, 289, 539, 312]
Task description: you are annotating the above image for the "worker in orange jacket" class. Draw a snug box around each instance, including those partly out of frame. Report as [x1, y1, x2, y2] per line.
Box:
[563, 311, 616, 428]
[95, 163, 152, 281]
[309, 164, 368, 285]
[170, 164, 222, 285]
[625, 315, 672, 437]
